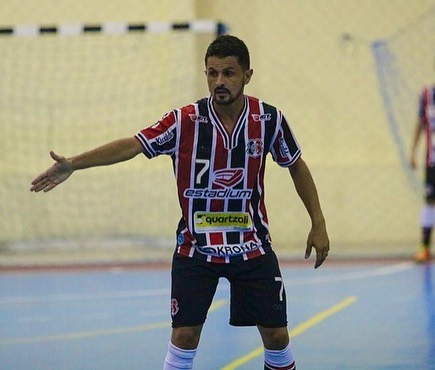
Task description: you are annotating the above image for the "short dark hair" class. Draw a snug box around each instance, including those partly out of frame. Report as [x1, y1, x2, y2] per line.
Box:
[205, 35, 250, 70]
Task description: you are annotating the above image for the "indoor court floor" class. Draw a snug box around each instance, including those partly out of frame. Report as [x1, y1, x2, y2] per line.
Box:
[0, 259, 433, 370]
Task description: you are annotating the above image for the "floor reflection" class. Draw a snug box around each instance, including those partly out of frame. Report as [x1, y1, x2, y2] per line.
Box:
[423, 263, 434, 367]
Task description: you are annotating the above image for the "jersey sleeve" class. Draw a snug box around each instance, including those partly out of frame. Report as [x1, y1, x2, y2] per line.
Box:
[269, 114, 301, 167]
[135, 111, 178, 159]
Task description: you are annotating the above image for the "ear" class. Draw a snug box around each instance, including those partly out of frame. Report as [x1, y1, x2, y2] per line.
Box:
[244, 69, 254, 85]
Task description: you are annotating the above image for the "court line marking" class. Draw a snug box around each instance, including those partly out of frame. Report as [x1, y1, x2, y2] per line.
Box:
[0, 299, 228, 346]
[0, 263, 412, 305]
[286, 262, 413, 286]
[0, 288, 170, 305]
[220, 296, 358, 370]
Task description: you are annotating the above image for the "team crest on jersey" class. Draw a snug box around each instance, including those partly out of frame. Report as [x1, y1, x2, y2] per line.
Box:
[246, 139, 263, 158]
[251, 113, 271, 122]
[171, 298, 179, 316]
[189, 114, 208, 123]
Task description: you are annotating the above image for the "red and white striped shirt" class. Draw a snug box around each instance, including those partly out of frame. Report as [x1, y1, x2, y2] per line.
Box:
[135, 95, 301, 263]
[419, 85, 435, 166]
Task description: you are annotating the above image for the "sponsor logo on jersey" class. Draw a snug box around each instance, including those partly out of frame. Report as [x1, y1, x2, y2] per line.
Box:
[155, 130, 174, 145]
[212, 168, 244, 188]
[278, 137, 290, 157]
[194, 211, 252, 232]
[177, 233, 184, 245]
[189, 114, 208, 123]
[246, 139, 263, 158]
[184, 168, 251, 199]
[184, 188, 252, 199]
[196, 241, 260, 256]
[251, 113, 271, 122]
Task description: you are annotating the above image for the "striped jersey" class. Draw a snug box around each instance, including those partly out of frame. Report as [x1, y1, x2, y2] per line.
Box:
[419, 85, 435, 166]
[135, 95, 301, 263]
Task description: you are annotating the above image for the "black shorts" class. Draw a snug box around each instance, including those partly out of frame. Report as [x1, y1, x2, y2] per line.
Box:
[425, 166, 435, 200]
[170, 250, 287, 328]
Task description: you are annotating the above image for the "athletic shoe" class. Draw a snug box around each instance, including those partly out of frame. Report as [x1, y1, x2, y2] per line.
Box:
[415, 247, 431, 263]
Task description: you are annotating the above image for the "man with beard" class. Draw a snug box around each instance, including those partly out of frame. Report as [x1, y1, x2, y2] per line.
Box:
[31, 35, 330, 370]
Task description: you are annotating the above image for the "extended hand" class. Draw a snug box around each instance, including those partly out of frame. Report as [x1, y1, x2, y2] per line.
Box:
[30, 151, 74, 192]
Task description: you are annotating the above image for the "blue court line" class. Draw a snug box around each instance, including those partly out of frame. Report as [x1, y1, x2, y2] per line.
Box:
[220, 296, 358, 370]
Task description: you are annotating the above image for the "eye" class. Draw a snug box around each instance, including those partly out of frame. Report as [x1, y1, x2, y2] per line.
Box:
[208, 70, 218, 78]
[223, 70, 235, 77]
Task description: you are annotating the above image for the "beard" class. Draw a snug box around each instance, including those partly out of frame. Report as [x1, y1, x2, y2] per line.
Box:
[213, 87, 243, 106]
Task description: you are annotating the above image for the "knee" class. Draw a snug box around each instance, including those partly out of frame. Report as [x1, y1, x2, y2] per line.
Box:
[171, 325, 202, 349]
[258, 326, 289, 350]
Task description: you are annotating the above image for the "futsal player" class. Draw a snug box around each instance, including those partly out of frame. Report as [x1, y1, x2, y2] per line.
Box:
[410, 84, 435, 263]
[31, 35, 330, 370]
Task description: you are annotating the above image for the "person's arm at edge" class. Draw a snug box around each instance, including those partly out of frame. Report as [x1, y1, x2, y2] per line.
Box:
[410, 118, 423, 169]
[30, 137, 143, 193]
[288, 156, 330, 269]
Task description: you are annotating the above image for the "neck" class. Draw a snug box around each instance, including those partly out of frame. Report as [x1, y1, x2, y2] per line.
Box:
[212, 95, 245, 133]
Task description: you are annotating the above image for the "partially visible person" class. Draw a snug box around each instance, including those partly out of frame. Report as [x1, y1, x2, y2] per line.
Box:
[410, 83, 435, 263]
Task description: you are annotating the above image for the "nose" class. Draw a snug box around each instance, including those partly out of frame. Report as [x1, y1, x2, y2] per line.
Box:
[215, 73, 225, 87]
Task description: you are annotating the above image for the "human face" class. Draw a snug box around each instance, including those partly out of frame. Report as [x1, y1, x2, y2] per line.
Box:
[205, 56, 253, 106]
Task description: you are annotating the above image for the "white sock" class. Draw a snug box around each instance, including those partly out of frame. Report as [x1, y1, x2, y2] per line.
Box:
[421, 205, 435, 228]
[163, 342, 196, 370]
[264, 342, 296, 369]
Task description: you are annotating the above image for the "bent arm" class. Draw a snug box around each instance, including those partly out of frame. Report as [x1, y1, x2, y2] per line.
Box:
[288, 157, 330, 268]
[30, 137, 143, 193]
[410, 118, 424, 169]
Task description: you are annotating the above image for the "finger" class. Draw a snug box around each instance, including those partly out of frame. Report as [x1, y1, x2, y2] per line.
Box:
[314, 256, 325, 269]
[30, 184, 42, 192]
[43, 182, 58, 192]
[30, 181, 46, 192]
[305, 244, 312, 259]
[50, 151, 62, 162]
[30, 178, 47, 192]
[314, 250, 329, 269]
[31, 172, 48, 186]
[31, 176, 55, 192]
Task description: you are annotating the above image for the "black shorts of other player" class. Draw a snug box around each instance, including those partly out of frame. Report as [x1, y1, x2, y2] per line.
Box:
[425, 166, 435, 201]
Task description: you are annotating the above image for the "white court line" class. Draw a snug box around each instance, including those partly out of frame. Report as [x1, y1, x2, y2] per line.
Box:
[0, 299, 228, 345]
[0, 263, 414, 305]
[286, 262, 414, 285]
[0, 288, 170, 305]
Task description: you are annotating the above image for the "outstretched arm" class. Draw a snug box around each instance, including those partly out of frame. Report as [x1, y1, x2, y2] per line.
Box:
[30, 137, 143, 193]
[288, 157, 330, 268]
